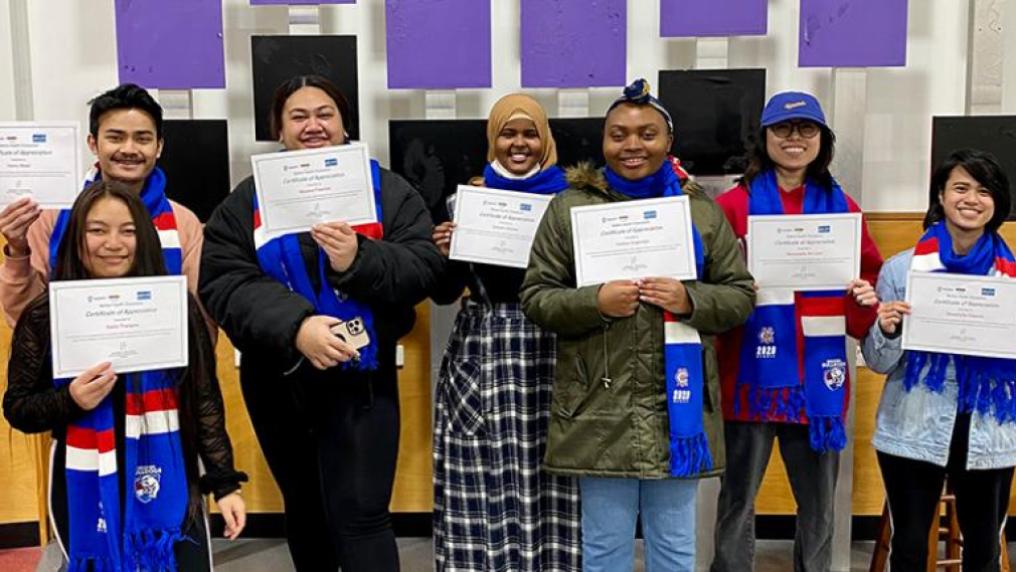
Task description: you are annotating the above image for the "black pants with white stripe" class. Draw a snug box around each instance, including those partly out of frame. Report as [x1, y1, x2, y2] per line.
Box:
[878, 413, 1014, 572]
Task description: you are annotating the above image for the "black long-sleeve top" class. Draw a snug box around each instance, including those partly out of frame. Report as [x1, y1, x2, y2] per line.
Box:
[3, 295, 247, 504]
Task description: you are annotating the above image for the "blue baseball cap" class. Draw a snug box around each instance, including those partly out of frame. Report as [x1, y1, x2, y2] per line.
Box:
[760, 91, 827, 128]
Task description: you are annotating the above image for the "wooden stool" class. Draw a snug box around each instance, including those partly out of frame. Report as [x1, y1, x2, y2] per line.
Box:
[869, 487, 1010, 571]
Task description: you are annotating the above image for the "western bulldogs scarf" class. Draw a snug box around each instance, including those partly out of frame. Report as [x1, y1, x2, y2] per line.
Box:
[58, 370, 188, 572]
[905, 222, 1016, 423]
[253, 159, 384, 371]
[605, 159, 712, 476]
[50, 167, 182, 275]
[736, 169, 851, 453]
[482, 163, 568, 195]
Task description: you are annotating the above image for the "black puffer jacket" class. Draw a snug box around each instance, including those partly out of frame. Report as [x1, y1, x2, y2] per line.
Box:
[199, 168, 443, 388]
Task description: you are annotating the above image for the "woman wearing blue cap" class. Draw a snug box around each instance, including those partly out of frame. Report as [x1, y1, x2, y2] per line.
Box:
[710, 92, 883, 571]
[521, 79, 755, 571]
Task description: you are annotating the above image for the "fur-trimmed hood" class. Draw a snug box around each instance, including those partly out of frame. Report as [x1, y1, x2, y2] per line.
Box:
[565, 161, 703, 197]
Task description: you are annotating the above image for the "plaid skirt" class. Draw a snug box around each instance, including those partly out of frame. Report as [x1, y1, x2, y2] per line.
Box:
[433, 302, 581, 572]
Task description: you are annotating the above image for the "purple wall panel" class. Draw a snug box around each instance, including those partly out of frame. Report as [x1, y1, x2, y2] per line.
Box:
[250, 0, 354, 5]
[660, 0, 767, 37]
[520, 0, 626, 88]
[114, 0, 225, 89]
[799, 0, 908, 67]
[385, 0, 491, 89]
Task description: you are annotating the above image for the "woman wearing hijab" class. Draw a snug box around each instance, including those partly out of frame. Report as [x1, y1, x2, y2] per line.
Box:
[432, 94, 581, 571]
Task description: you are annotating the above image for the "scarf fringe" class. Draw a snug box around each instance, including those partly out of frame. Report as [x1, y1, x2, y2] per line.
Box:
[669, 432, 714, 477]
[126, 527, 183, 572]
[744, 384, 806, 422]
[905, 351, 1016, 425]
[69, 556, 116, 572]
[808, 415, 847, 453]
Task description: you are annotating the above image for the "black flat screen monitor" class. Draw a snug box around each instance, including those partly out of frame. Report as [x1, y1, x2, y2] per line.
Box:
[157, 119, 230, 223]
[658, 68, 766, 176]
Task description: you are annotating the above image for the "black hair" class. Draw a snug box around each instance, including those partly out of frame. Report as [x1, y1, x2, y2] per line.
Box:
[269, 75, 353, 141]
[740, 124, 836, 190]
[53, 180, 168, 281]
[88, 83, 164, 139]
[924, 148, 1011, 233]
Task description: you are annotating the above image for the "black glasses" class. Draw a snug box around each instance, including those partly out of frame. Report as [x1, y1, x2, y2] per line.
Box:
[769, 121, 820, 139]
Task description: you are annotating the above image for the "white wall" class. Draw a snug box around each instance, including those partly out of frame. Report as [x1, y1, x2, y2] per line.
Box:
[0, 0, 16, 120]
[13, 0, 973, 212]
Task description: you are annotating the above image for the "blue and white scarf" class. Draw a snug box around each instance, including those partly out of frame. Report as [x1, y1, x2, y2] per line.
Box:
[605, 161, 711, 476]
[736, 169, 851, 453]
[906, 222, 1016, 423]
[253, 159, 384, 371]
[482, 163, 568, 195]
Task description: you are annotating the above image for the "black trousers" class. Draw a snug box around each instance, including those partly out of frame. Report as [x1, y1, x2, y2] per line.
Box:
[241, 363, 401, 572]
[878, 413, 1014, 572]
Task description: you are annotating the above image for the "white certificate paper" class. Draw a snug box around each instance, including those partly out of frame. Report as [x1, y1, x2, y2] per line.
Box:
[902, 272, 1016, 360]
[448, 185, 553, 269]
[571, 196, 697, 287]
[0, 122, 81, 208]
[50, 276, 189, 378]
[748, 213, 862, 291]
[251, 143, 377, 240]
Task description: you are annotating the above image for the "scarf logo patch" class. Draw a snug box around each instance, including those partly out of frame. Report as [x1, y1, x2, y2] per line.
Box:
[134, 465, 163, 504]
[672, 368, 691, 404]
[96, 502, 107, 533]
[822, 358, 847, 391]
[756, 326, 777, 358]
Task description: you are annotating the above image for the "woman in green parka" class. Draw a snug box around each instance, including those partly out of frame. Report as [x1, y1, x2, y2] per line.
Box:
[520, 79, 755, 572]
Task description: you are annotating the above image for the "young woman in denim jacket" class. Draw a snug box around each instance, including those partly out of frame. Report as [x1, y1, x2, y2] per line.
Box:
[862, 149, 1016, 571]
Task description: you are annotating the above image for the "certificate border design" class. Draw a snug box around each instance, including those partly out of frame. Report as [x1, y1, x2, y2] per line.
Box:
[0, 121, 82, 210]
[250, 142, 377, 240]
[49, 275, 190, 378]
[569, 195, 697, 288]
[901, 271, 1016, 360]
[747, 212, 863, 292]
[448, 184, 554, 269]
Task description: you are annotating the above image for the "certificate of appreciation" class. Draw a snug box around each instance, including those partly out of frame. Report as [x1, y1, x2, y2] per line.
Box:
[0, 122, 81, 208]
[747, 213, 862, 291]
[571, 196, 697, 287]
[448, 185, 553, 268]
[49, 276, 189, 378]
[902, 272, 1016, 360]
[251, 143, 377, 240]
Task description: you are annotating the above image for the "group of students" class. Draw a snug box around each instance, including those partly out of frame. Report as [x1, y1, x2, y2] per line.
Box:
[0, 74, 1013, 572]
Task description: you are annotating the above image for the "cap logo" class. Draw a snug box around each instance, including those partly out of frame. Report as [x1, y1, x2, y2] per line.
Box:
[784, 101, 807, 110]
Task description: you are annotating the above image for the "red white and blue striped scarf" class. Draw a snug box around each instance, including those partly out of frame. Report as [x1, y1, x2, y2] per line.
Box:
[49, 166, 182, 275]
[253, 159, 384, 370]
[736, 169, 851, 453]
[605, 157, 712, 476]
[905, 222, 1016, 423]
[51, 167, 189, 570]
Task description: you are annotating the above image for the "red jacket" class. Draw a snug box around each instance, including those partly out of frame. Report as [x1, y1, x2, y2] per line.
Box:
[715, 183, 883, 423]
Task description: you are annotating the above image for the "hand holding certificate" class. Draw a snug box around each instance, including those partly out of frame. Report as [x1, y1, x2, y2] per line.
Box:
[571, 196, 697, 287]
[252, 143, 377, 241]
[902, 272, 1016, 360]
[49, 276, 189, 378]
[0, 122, 81, 208]
[448, 185, 553, 268]
[748, 213, 862, 290]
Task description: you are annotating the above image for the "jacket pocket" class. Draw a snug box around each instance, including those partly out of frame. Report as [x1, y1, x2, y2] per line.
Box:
[553, 355, 593, 419]
[443, 359, 485, 436]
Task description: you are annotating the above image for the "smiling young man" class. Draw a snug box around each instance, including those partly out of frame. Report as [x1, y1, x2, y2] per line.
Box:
[521, 79, 755, 572]
[0, 84, 206, 326]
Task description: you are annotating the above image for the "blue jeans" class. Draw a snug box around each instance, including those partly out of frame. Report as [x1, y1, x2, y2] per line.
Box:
[579, 477, 698, 572]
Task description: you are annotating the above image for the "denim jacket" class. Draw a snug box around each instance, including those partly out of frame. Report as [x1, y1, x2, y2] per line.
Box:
[862, 248, 1016, 470]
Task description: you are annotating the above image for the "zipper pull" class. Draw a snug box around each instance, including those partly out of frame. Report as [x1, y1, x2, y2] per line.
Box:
[601, 377, 612, 389]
